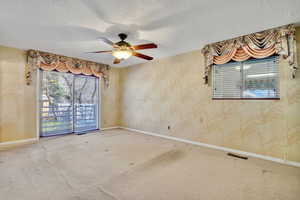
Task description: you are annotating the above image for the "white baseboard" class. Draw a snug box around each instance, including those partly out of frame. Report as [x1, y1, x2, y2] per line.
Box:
[101, 126, 120, 131]
[119, 126, 300, 168]
[0, 138, 38, 149]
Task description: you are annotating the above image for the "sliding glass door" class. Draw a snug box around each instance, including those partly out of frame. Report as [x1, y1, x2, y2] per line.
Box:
[40, 70, 99, 136]
[74, 75, 99, 133]
[40, 71, 73, 136]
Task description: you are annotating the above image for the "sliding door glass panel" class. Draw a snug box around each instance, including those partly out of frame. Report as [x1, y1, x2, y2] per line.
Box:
[74, 75, 99, 133]
[40, 71, 73, 136]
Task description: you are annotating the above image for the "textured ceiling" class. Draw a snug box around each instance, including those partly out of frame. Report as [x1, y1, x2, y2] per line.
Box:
[0, 0, 300, 67]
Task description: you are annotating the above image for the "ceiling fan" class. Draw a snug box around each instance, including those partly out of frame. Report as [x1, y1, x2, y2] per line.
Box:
[88, 33, 157, 64]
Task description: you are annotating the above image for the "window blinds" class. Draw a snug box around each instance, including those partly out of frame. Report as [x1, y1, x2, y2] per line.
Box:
[213, 56, 279, 99]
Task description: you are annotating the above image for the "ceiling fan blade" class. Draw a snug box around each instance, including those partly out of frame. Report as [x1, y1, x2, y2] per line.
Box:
[98, 37, 115, 46]
[133, 52, 153, 60]
[132, 43, 157, 50]
[87, 50, 112, 53]
[113, 58, 121, 64]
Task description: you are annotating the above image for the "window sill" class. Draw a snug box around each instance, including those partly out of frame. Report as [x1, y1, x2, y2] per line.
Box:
[212, 98, 280, 100]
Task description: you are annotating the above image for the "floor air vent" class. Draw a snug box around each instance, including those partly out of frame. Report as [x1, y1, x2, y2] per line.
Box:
[227, 153, 248, 160]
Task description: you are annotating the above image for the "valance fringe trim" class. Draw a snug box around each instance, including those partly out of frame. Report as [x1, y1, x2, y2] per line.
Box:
[201, 24, 298, 84]
[26, 50, 111, 87]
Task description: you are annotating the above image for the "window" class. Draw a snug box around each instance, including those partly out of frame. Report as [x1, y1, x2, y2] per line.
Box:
[212, 56, 279, 99]
[39, 70, 99, 136]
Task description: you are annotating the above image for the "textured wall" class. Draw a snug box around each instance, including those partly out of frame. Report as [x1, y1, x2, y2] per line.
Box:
[0, 46, 37, 142]
[101, 67, 121, 128]
[288, 29, 300, 162]
[0, 45, 121, 142]
[120, 28, 300, 162]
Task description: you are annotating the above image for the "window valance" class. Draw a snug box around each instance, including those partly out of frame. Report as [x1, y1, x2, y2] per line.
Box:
[26, 50, 110, 87]
[201, 24, 297, 84]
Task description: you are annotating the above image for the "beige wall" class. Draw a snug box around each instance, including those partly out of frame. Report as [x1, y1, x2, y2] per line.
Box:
[101, 67, 121, 128]
[0, 46, 37, 142]
[0, 45, 121, 143]
[120, 28, 300, 162]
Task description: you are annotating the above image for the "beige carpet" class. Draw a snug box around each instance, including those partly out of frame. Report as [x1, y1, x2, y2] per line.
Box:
[0, 129, 299, 200]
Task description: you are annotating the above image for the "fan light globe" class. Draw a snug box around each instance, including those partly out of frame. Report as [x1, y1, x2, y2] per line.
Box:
[112, 48, 133, 60]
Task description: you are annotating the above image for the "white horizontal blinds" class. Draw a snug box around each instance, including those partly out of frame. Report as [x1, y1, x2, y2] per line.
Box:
[242, 56, 279, 98]
[213, 56, 279, 99]
[213, 62, 242, 98]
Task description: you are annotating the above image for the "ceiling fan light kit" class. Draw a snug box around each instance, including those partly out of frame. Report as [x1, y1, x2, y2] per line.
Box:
[89, 33, 158, 64]
[112, 46, 133, 60]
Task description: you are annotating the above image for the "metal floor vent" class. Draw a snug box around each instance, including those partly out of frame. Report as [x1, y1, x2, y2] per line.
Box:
[227, 153, 248, 160]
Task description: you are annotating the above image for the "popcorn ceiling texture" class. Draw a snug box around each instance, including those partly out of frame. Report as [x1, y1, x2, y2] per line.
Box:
[119, 27, 300, 163]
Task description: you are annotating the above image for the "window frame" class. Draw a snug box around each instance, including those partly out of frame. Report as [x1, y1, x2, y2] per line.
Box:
[212, 56, 280, 100]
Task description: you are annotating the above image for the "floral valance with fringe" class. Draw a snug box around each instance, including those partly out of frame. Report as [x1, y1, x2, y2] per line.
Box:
[201, 24, 298, 84]
[26, 50, 111, 87]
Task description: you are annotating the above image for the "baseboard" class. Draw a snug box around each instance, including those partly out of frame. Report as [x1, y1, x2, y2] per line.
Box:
[119, 126, 300, 168]
[0, 138, 38, 149]
[101, 126, 120, 131]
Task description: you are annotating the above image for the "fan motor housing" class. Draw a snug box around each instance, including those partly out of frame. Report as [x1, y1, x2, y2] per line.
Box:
[115, 40, 131, 48]
[118, 33, 127, 41]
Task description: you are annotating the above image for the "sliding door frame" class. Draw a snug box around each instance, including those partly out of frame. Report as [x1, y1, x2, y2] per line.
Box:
[38, 69, 101, 137]
[36, 69, 41, 140]
[98, 76, 102, 132]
